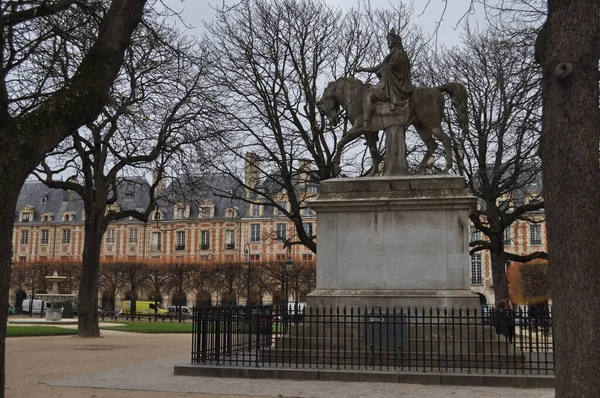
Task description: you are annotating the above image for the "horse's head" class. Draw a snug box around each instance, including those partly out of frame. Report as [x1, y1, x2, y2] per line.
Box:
[316, 96, 340, 126]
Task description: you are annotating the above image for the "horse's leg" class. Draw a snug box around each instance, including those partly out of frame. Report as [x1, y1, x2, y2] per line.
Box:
[430, 126, 453, 173]
[333, 125, 368, 177]
[414, 125, 437, 175]
[365, 131, 381, 176]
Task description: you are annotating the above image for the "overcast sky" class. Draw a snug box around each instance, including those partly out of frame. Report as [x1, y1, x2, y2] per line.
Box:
[162, 0, 485, 47]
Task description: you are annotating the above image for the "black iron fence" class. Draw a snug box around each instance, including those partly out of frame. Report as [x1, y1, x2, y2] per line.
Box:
[191, 304, 553, 374]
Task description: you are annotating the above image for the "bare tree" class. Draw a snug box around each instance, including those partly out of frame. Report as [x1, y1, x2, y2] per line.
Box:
[194, 0, 428, 253]
[32, 15, 211, 336]
[426, 27, 544, 301]
[0, 0, 148, 393]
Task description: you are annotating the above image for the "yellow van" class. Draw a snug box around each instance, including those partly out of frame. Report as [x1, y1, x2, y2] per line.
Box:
[121, 300, 168, 315]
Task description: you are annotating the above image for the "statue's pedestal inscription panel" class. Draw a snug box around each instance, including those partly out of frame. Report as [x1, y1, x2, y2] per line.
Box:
[307, 175, 480, 308]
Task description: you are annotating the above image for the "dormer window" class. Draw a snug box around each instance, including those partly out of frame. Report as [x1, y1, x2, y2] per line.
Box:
[125, 190, 134, 200]
[251, 204, 261, 217]
[106, 204, 121, 214]
[152, 210, 163, 220]
[225, 207, 238, 218]
[62, 212, 75, 222]
[198, 201, 215, 219]
[174, 203, 190, 219]
[41, 212, 54, 222]
[19, 206, 34, 222]
[41, 193, 49, 203]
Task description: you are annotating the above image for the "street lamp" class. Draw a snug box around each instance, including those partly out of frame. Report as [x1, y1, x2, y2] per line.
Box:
[285, 248, 293, 308]
[284, 246, 293, 330]
[244, 243, 251, 305]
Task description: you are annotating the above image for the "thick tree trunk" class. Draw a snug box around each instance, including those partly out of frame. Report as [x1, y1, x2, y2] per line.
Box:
[0, 169, 29, 398]
[540, 2, 600, 396]
[489, 242, 509, 303]
[0, 191, 19, 397]
[77, 207, 106, 337]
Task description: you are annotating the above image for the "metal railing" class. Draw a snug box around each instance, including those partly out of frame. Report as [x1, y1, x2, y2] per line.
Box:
[191, 305, 553, 374]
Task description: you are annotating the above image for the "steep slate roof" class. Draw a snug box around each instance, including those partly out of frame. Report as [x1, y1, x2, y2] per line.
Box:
[15, 169, 319, 223]
[15, 181, 84, 222]
[156, 173, 250, 220]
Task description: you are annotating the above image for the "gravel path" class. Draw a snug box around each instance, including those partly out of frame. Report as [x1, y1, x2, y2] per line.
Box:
[5, 329, 555, 398]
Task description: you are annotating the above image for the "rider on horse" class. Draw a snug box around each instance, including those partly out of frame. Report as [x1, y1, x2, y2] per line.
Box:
[356, 28, 415, 131]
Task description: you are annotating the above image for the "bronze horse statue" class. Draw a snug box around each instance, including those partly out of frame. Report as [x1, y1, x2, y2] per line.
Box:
[317, 77, 468, 176]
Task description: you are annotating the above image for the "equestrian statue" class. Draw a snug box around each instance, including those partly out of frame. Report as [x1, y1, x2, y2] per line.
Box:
[317, 28, 468, 177]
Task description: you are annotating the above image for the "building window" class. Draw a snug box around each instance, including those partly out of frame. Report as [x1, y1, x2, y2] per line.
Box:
[252, 204, 260, 217]
[302, 207, 314, 217]
[176, 230, 186, 250]
[226, 208, 236, 218]
[151, 232, 162, 251]
[62, 229, 71, 244]
[276, 200, 287, 216]
[20, 230, 29, 245]
[276, 254, 286, 261]
[276, 223, 287, 241]
[471, 254, 482, 285]
[199, 206, 212, 219]
[307, 186, 318, 194]
[470, 226, 481, 242]
[302, 253, 313, 261]
[530, 224, 542, 245]
[153, 210, 162, 220]
[250, 254, 260, 261]
[125, 190, 134, 200]
[41, 194, 48, 203]
[225, 229, 235, 250]
[200, 230, 210, 251]
[303, 222, 313, 237]
[502, 228, 511, 246]
[129, 228, 138, 244]
[20, 211, 31, 222]
[106, 229, 115, 244]
[250, 223, 261, 242]
[175, 205, 187, 219]
[40, 229, 49, 245]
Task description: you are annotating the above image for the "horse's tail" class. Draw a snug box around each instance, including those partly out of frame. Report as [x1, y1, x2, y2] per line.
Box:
[436, 82, 469, 137]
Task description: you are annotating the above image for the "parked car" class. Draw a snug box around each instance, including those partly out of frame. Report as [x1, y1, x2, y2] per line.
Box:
[168, 305, 192, 319]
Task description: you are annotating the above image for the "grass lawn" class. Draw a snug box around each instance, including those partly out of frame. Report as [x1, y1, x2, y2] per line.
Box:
[100, 320, 193, 333]
[7, 326, 78, 337]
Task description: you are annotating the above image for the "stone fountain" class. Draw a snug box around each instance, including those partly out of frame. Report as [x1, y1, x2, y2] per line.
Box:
[36, 271, 76, 321]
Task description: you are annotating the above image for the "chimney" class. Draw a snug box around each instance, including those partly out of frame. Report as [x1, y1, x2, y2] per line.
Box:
[67, 175, 78, 201]
[298, 159, 311, 187]
[152, 168, 165, 195]
[244, 152, 260, 198]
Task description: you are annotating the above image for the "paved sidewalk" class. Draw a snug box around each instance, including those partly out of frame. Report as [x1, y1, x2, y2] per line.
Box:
[6, 331, 555, 398]
[46, 354, 555, 398]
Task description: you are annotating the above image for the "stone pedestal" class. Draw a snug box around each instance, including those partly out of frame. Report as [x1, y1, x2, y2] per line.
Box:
[306, 175, 480, 308]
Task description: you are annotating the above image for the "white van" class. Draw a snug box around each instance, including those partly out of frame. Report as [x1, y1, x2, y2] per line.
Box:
[168, 306, 192, 319]
[21, 299, 47, 314]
